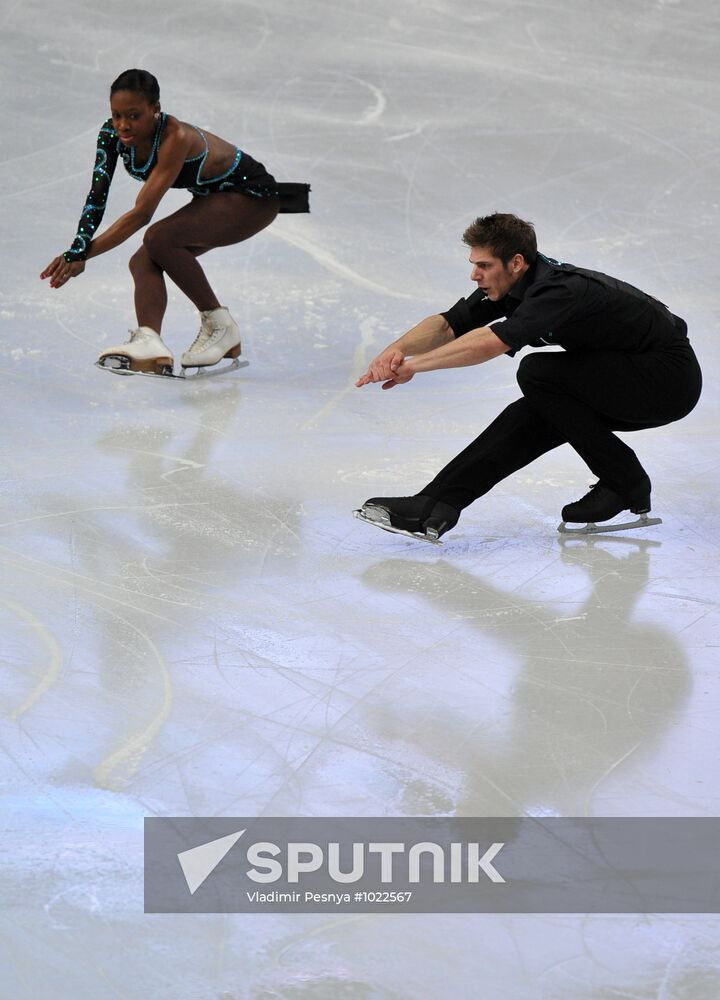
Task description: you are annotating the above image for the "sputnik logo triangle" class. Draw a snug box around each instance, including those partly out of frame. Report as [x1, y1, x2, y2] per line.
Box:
[177, 830, 245, 895]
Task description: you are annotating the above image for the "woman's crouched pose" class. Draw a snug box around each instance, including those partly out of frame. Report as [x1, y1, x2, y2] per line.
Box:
[41, 68, 309, 377]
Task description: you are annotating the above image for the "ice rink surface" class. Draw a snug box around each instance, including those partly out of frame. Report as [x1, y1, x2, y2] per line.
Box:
[2, 0, 720, 996]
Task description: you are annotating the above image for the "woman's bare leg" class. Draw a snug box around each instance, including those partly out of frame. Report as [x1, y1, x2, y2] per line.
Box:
[129, 247, 168, 332]
[132, 193, 279, 328]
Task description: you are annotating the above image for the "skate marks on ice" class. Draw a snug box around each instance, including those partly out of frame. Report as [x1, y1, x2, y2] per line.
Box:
[295, 315, 386, 433]
[0, 392, 300, 794]
[2, 596, 63, 722]
[1, 539, 176, 793]
[267, 226, 413, 301]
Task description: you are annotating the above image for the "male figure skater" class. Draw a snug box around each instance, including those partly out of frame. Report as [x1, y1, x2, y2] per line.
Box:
[355, 213, 701, 540]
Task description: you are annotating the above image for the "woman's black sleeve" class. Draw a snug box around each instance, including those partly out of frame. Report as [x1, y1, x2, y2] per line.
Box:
[63, 120, 120, 263]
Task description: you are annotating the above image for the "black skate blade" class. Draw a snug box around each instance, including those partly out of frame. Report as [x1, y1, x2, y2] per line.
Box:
[180, 358, 249, 379]
[557, 513, 663, 535]
[353, 508, 442, 545]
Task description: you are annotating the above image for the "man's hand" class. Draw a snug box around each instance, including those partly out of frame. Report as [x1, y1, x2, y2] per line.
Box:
[355, 348, 406, 387]
[41, 256, 85, 289]
[379, 359, 415, 390]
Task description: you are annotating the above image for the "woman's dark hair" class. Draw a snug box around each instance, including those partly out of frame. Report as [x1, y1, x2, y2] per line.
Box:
[462, 213, 537, 265]
[110, 69, 160, 104]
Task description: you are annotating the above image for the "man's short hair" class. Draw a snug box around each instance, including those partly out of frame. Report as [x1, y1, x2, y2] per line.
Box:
[462, 213, 537, 265]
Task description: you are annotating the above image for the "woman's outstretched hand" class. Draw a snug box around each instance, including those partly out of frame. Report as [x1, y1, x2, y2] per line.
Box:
[41, 256, 85, 289]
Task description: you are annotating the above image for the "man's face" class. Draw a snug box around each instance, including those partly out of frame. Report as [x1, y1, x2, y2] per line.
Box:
[469, 246, 527, 301]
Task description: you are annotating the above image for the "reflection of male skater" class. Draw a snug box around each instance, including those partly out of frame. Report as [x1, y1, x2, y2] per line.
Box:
[361, 538, 689, 815]
[355, 214, 702, 541]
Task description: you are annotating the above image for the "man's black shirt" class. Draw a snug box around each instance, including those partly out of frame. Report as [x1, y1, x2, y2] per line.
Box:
[440, 254, 690, 355]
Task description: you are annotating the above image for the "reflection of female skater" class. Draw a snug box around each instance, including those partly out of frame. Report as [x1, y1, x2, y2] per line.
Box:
[41, 69, 310, 377]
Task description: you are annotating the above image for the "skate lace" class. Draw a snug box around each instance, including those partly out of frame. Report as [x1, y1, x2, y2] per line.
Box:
[186, 316, 224, 354]
[186, 329, 207, 353]
[575, 482, 600, 503]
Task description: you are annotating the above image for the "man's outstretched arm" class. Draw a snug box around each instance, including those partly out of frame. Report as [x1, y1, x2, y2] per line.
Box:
[357, 324, 510, 389]
[407, 326, 510, 372]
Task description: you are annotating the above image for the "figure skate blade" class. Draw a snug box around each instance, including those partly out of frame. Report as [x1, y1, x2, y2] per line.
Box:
[95, 357, 175, 378]
[180, 358, 249, 379]
[557, 513, 663, 535]
[353, 508, 442, 545]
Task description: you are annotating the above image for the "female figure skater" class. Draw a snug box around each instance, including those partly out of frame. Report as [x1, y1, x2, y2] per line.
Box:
[41, 69, 309, 376]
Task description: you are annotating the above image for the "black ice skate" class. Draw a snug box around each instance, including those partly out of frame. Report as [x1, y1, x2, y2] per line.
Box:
[353, 494, 459, 544]
[558, 480, 662, 535]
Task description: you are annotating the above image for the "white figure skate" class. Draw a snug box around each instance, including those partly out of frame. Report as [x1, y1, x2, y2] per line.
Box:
[180, 307, 249, 378]
[96, 327, 174, 377]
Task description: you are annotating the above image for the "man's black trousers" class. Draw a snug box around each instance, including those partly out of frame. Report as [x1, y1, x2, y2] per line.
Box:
[421, 343, 702, 511]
